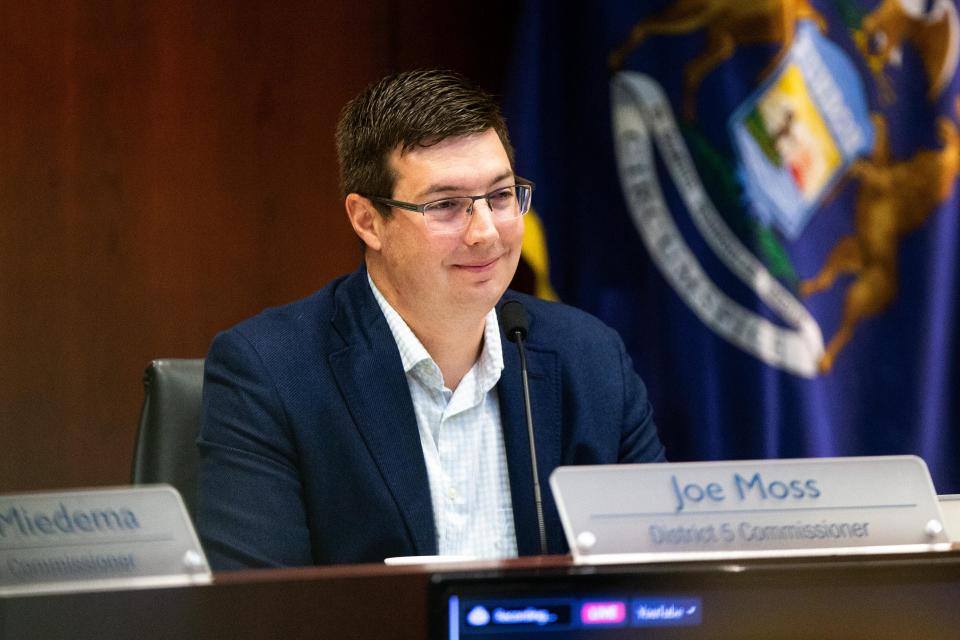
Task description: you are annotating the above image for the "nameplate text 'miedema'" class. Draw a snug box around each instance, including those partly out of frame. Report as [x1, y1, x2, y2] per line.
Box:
[0, 485, 210, 596]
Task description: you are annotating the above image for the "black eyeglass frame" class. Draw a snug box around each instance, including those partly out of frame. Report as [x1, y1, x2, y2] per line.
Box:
[364, 178, 535, 221]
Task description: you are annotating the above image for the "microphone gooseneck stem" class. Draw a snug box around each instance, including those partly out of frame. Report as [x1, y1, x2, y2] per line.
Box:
[514, 329, 548, 556]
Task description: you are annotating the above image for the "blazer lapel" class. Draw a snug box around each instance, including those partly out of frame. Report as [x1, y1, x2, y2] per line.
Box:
[498, 302, 564, 555]
[327, 270, 437, 556]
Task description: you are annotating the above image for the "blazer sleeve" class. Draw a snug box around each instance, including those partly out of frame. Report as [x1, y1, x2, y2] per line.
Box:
[195, 328, 313, 570]
[615, 330, 667, 464]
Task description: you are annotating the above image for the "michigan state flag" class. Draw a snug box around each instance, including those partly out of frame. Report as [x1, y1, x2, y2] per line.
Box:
[505, 0, 960, 492]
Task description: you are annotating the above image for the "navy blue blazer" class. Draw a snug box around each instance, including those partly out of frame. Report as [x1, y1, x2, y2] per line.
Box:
[196, 266, 665, 569]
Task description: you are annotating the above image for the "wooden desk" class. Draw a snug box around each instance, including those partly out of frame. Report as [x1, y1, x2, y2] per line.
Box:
[0, 556, 563, 639]
[4, 551, 960, 639]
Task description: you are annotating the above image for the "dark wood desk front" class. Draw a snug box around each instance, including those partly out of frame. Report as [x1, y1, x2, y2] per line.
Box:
[0, 556, 564, 640]
[4, 551, 960, 639]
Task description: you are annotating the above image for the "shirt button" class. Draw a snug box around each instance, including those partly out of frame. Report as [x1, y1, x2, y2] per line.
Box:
[447, 487, 458, 501]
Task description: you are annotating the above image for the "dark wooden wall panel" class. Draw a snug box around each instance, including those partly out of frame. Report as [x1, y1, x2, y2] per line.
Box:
[0, 0, 512, 492]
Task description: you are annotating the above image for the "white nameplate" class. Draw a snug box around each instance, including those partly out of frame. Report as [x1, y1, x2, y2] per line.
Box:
[941, 495, 960, 542]
[550, 456, 951, 565]
[0, 485, 211, 596]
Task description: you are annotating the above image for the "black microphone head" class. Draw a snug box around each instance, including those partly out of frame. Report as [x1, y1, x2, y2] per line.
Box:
[499, 300, 529, 342]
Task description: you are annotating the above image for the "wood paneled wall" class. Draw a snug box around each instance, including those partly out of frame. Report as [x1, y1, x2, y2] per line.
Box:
[0, 1, 514, 491]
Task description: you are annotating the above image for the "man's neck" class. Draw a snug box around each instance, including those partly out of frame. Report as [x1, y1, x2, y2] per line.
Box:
[368, 267, 489, 390]
[417, 317, 485, 391]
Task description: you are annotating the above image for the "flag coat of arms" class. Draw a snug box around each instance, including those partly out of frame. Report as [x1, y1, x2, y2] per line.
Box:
[505, 0, 960, 492]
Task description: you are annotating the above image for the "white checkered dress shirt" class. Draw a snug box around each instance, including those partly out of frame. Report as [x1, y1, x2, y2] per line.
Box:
[368, 276, 519, 559]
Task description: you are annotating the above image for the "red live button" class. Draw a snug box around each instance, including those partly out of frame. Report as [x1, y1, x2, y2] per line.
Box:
[580, 601, 627, 626]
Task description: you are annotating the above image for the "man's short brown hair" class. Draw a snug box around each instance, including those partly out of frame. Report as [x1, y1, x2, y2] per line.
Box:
[335, 69, 515, 214]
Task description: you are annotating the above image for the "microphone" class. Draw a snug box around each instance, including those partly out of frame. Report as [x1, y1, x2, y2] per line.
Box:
[499, 300, 548, 556]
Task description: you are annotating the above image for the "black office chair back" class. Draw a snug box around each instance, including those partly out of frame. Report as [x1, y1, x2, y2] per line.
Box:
[131, 359, 205, 518]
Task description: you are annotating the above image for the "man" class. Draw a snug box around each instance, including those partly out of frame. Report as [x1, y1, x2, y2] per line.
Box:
[197, 69, 665, 570]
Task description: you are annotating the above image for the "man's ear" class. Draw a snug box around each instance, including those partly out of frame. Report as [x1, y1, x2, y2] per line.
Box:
[345, 194, 383, 251]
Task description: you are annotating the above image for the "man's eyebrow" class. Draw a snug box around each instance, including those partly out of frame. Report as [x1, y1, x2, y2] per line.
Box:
[416, 171, 515, 199]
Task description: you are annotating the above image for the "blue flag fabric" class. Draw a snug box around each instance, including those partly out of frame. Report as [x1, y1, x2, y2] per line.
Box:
[504, 0, 960, 492]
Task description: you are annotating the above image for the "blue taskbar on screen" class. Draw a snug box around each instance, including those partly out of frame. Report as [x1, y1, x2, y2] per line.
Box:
[448, 594, 702, 637]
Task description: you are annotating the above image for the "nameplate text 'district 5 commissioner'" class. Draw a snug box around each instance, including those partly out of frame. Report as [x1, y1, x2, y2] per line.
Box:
[0, 485, 210, 596]
[551, 456, 951, 564]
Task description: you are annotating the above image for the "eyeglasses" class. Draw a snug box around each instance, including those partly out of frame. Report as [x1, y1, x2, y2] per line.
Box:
[366, 180, 535, 234]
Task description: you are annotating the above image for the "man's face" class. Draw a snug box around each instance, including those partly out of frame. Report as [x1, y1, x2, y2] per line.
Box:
[370, 128, 524, 327]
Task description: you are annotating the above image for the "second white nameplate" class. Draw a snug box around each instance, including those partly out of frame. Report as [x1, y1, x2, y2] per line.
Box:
[550, 456, 949, 563]
[0, 485, 210, 596]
